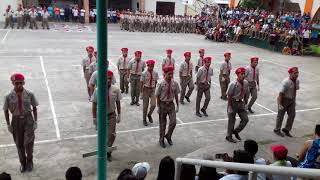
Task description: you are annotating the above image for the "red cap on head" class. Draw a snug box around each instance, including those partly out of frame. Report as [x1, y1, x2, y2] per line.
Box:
[271, 144, 288, 159]
[251, 57, 259, 62]
[11, 73, 25, 82]
[204, 56, 212, 62]
[166, 49, 173, 54]
[235, 67, 246, 74]
[121, 48, 128, 52]
[146, 59, 156, 65]
[199, 48, 205, 53]
[288, 67, 298, 74]
[163, 66, 174, 72]
[224, 52, 231, 57]
[135, 50, 142, 56]
[107, 70, 113, 77]
[184, 52, 191, 57]
[86, 46, 94, 52]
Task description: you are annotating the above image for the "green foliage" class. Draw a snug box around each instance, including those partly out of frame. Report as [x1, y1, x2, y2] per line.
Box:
[240, 0, 263, 9]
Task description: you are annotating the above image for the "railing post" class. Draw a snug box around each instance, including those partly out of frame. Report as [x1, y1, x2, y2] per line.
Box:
[248, 171, 257, 180]
[175, 160, 182, 180]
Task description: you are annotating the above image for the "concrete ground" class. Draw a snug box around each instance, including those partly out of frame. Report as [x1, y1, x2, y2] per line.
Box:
[0, 23, 319, 180]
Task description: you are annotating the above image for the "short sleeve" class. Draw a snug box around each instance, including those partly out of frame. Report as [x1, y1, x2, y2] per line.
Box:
[91, 89, 97, 103]
[179, 63, 184, 73]
[155, 83, 162, 96]
[81, 59, 86, 66]
[280, 80, 288, 93]
[30, 92, 39, 107]
[175, 82, 181, 94]
[140, 72, 145, 82]
[155, 72, 159, 81]
[196, 69, 202, 78]
[226, 82, 234, 96]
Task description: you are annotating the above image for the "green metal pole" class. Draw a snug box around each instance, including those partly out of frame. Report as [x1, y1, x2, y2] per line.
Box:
[96, 0, 108, 179]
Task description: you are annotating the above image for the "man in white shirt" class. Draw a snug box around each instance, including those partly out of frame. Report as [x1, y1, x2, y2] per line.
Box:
[80, 8, 85, 23]
[244, 140, 266, 180]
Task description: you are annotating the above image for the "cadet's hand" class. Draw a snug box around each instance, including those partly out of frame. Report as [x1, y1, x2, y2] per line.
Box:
[175, 105, 179, 113]
[127, 77, 130, 83]
[33, 121, 38, 130]
[157, 107, 160, 114]
[7, 125, 13, 134]
[278, 104, 284, 110]
[257, 86, 260, 91]
[116, 114, 121, 123]
[227, 106, 233, 113]
[244, 104, 248, 111]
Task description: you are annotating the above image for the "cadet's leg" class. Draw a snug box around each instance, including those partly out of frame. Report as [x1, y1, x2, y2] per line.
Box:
[196, 84, 204, 112]
[166, 103, 176, 140]
[227, 110, 237, 137]
[159, 102, 167, 142]
[248, 86, 257, 109]
[180, 78, 187, 103]
[235, 108, 249, 133]
[203, 88, 211, 110]
[135, 76, 141, 104]
[25, 116, 35, 170]
[275, 101, 288, 131]
[120, 71, 124, 92]
[284, 101, 296, 132]
[149, 93, 156, 116]
[12, 118, 27, 169]
[130, 75, 136, 103]
[107, 113, 117, 147]
[186, 79, 194, 98]
[142, 88, 150, 122]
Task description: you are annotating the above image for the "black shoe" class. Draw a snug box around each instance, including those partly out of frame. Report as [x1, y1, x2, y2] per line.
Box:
[130, 101, 135, 105]
[159, 140, 166, 148]
[136, 102, 140, 106]
[107, 152, 112, 162]
[196, 111, 202, 117]
[225, 136, 236, 143]
[248, 108, 254, 113]
[165, 135, 173, 145]
[282, 129, 293, 137]
[143, 120, 148, 126]
[273, 130, 285, 137]
[185, 96, 191, 102]
[26, 161, 33, 172]
[121, 90, 124, 93]
[125, 90, 128, 94]
[20, 164, 26, 173]
[180, 101, 185, 105]
[220, 96, 227, 100]
[201, 108, 208, 117]
[147, 114, 153, 123]
[233, 132, 242, 140]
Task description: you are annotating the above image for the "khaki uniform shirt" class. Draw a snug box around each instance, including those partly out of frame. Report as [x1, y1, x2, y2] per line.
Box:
[82, 56, 96, 71]
[179, 61, 194, 76]
[227, 80, 250, 100]
[197, 66, 213, 83]
[91, 85, 121, 113]
[128, 59, 145, 75]
[155, 79, 180, 102]
[117, 56, 130, 70]
[245, 65, 259, 82]
[162, 57, 175, 67]
[89, 71, 116, 87]
[29, 11, 37, 18]
[141, 70, 159, 88]
[3, 89, 39, 116]
[196, 57, 205, 68]
[88, 62, 97, 74]
[280, 78, 300, 99]
[220, 61, 232, 75]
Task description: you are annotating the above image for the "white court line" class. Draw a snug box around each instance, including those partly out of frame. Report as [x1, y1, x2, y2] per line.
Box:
[40, 56, 61, 140]
[108, 61, 117, 69]
[177, 117, 184, 124]
[254, 102, 276, 113]
[1, 29, 10, 44]
[1, 107, 320, 148]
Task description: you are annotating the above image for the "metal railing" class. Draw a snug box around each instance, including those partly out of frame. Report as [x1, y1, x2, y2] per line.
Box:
[175, 158, 320, 180]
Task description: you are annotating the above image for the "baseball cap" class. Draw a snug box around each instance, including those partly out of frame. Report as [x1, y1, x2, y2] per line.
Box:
[132, 162, 150, 179]
[271, 144, 288, 159]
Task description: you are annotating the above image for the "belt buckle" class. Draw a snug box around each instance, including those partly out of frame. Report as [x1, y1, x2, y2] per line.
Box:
[18, 115, 25, 118]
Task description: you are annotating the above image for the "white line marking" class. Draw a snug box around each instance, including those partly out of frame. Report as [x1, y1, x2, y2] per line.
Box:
[296, 107, 320, 113]
[109, 61, 117, 69]
[1, 29, 10, 44]
[254, 102, 276, 113]
[177, 117, 184, 124]
[0, 138, 59, 148]
[72, 65, 81, 67]
[40, 56, 61, 140]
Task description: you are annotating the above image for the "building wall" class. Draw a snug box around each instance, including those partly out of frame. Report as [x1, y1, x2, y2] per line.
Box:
[290, 0, 306, 13]
[145, 0, 185, 15]
[1, 0, 18, 22]
[311, 0, 319, 18]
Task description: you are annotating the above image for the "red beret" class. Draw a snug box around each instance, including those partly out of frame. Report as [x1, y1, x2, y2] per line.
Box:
[121, 48, 128, 52]
[235, 67, 246, 74]
[86, 46, 94, 52]
[106, 70, 113, 77]
[166, 49, 173, 53]
[271, 144, 288, 159]
[184, 52, 191, 57]
[146, 59, 156, 65]
[251, 57, 259, 62]
[224, 52, 231, 57]
[288, 67, 298, 74]
[163, 66, 174, 72]
[199, 48, 205, 53]
[135, 51, 142, 56]
[204, 56, 212, 62]
[11, 73, 25, 82]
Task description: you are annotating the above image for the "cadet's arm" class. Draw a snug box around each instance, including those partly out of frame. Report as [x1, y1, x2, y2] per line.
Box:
[278, 92, 284, 106]
[92, 102, 97, 119]
[156, 96, 160, 108]
[175, 94, 179, 107]
[116, 101, 121, 115]
[33, 106, 37, 122]
[4, 110, 10, 125]
[298, 140, 312, 161]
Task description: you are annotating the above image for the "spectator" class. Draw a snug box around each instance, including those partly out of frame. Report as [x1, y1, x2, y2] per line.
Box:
[80, 8, 85, 24]
[60, 7, 65, 22]
[47, 5, 53, 17]
[197, 166, 223, 180]
[244, 140, 266, 180]
[65, 166, 82, 180]
[72, 7, 79, 22]
[54, 6, 60, 22]
[157, 156, 175, 180]
[0, 172, 11, 180]
[132, 162, 150, 180]
[220, 150, 254, 180]
[180, 164, 196, 180]
[268, 144, 292, 180]
[117, 169, 135, 180]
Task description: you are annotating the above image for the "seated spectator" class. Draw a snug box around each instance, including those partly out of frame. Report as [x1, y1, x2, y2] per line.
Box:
[65, 166, 82, 180]
[244, 140, 266, 180]
[197, 166, 223, 180]
[132, 162, 150, 180]
[268, 144, 292, 180]
[0, 172, 11, 180]
[157, 156, 175, 180]
[180, 164, 196, 180]
[220, 150, 254, 180]
[117, 169, 135, 180]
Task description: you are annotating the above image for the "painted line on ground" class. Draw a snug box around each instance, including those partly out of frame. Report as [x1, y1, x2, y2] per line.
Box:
[254, 102, 276, 113]
[40, 56, 61, 140]
[1, 29, 10, 44]
[1, 106, 320, 148]
[177, 117, 184, 124]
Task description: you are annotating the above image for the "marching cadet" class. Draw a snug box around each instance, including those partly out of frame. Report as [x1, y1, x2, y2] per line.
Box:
[179, 52, 194, 104]
[16, 4, 24, 29]
[3, 73, 39, 172]
[117, 48, 130, 94]
[195, 57, 213, 117]
[245, 57, 260, 113]
[162, 49, 175, 70]
[219, 52, 232, 100]
[29, 6, 38, 29]
[81, 46, 96, 98]
[128, 51, 145, 106]
[140, 60, 159, 126]
[274, 67, 299, 137]
[226, 67, 250, 143]
[42, 7, 50, 30]
[91, 70, 121, 161]
[195, 49, 205, 72]
[155, 66, 180, 148]
[3, 5, 14, 29]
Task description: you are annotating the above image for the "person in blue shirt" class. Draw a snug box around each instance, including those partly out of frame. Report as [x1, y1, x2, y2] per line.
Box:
[47, 6, 53, 17]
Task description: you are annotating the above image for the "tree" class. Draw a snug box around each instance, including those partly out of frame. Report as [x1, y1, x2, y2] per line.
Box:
[240, 0, 264, 9]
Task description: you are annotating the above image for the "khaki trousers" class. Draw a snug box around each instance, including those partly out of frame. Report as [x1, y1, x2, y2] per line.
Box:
[130, 74, 141, 103]
[107, 112, 117, 147]
[159, 101, 176, 141]
[245, 81, 258, 109]
[275, 98, 296, 131]
[142, 87, 156, 120]
[219, 74, 230, 98]
[119, 69, 129, 92]
[180, 76, 194, 102]
[196, 82, 211, 112]
[227, 100, 249, 137]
